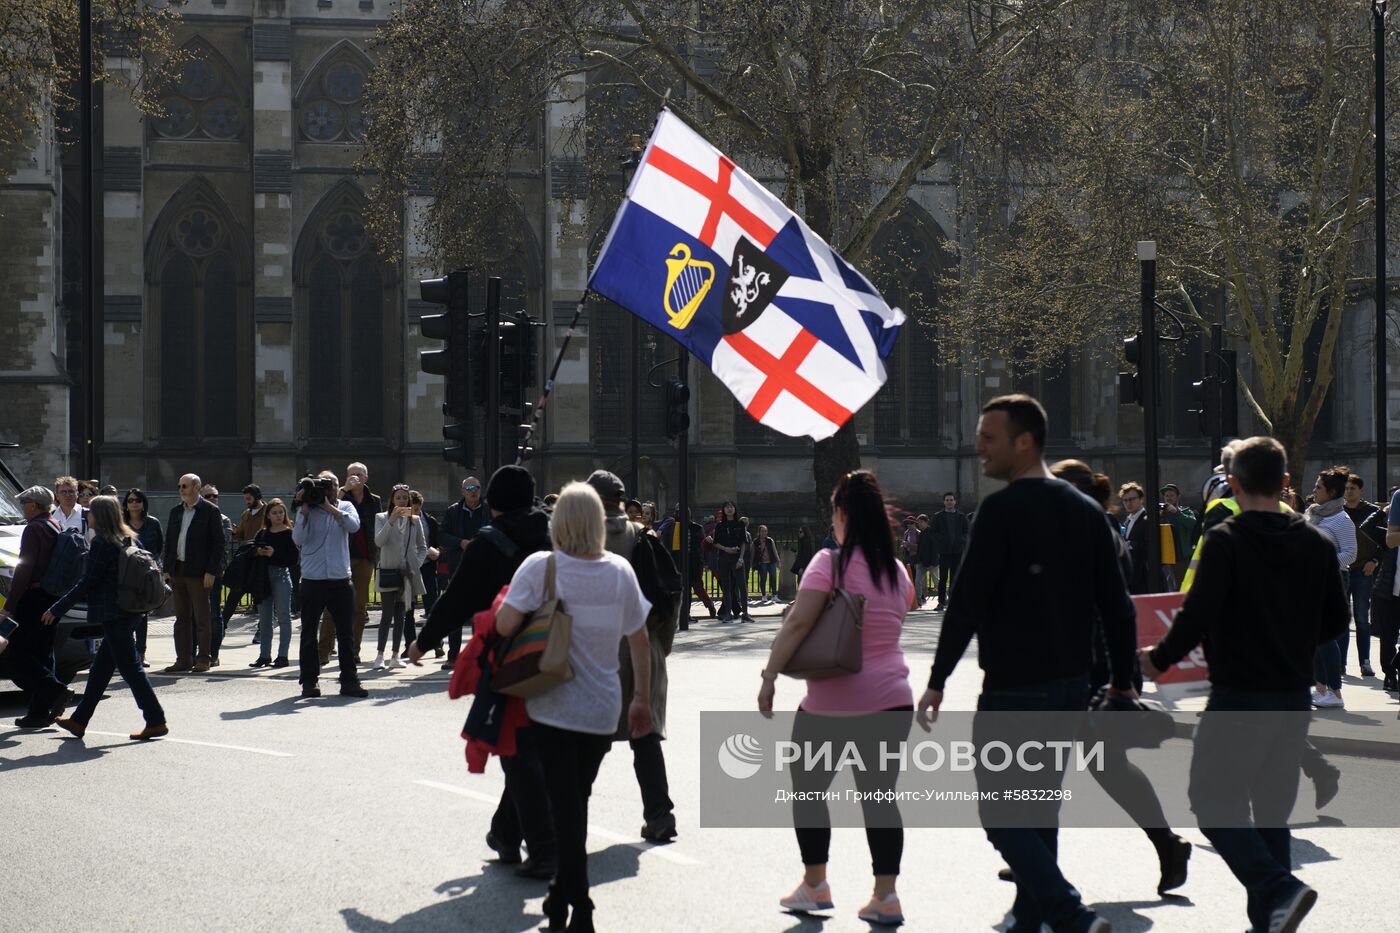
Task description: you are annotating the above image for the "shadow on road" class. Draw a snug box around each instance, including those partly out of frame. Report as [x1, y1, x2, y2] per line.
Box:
[0, 732, 115, 770]
[339, 843, 643, 933]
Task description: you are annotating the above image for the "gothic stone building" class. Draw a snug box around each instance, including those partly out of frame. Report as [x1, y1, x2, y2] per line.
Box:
[1, 0, 1392, 522]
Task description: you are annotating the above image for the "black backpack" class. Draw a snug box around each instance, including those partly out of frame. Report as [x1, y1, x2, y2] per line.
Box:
[631, 528, 683, 630]
[116, 542, 171, 614]
[40, 524, 88, 596]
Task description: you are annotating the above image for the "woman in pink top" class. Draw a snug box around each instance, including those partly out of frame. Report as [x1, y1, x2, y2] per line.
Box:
[758, 470, 915, 927]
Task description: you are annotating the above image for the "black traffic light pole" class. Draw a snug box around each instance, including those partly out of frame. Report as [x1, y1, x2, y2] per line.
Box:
[484, 277, 502, 476]
[1139, 241, 1163, 593]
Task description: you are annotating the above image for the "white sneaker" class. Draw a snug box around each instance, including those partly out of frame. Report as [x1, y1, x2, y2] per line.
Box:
[1314, 690, 1345, 709]
[388, 655, 405, 669]
[371, 655, 386, 671]
[1310, 689, 1325, 707]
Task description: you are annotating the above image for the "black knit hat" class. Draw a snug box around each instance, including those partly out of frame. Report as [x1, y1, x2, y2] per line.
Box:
[486, 465, 535, 512]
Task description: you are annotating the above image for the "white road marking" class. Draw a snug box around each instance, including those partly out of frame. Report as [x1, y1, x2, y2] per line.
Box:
[414, 779, 703, 866]
[84, 731, 294, 757]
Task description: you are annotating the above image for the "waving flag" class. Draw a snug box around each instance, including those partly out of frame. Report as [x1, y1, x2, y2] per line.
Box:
[588, 111, 904, 441]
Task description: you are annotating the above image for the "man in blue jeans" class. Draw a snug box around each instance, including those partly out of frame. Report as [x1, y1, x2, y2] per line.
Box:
[1342, 474, 1380, 676]
[1141, 436, 1348, 933]
[920, 394, 1135, 933]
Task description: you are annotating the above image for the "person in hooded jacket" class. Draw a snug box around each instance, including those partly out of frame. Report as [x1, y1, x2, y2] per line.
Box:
[408, 465, 557, 880]
[585, 471, 679, 844]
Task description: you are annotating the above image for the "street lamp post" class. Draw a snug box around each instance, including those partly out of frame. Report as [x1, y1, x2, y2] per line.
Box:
[1376, 0, 1389, 494]
[625, 133, 644, 497]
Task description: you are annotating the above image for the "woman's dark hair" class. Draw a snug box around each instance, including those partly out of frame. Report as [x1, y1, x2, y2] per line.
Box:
[1316, 467, 1348, 501]
[831, 470, 900, 591]
[797, 526, 811, 539]
[720, 500, 738, 521]
[123, 487, 149, 524]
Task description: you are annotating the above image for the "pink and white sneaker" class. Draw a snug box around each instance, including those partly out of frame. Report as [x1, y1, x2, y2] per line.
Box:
[779, 879, 833, 913]
[857, 893, 904, 926]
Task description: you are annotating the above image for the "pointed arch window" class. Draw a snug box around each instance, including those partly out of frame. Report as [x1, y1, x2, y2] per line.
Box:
[151, 42, 244, 141]
[297, 190, 396, 441]
[150, 191, 248, 440]
[299, 47, 369, 143]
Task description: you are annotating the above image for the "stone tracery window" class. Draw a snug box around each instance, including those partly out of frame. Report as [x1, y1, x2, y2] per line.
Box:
[300, 51, 369, 143]
[152, 46, 244, 141]
[151, 187, 247, 440]
[299, 188, 391, 439]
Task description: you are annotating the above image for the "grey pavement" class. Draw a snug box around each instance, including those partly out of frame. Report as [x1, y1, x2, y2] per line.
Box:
[2, 606, 1397, 932]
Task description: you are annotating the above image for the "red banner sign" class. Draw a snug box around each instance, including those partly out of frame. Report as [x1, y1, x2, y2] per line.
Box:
[1132, 592, 1209, 685]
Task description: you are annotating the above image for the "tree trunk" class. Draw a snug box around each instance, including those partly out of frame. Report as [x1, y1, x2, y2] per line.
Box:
[801, 162, 862, 526]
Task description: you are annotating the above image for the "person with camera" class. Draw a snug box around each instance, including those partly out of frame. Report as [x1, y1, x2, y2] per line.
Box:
[293, 471, 368, 699]
[372, 485, 428, 670]
[318, 461, 381, 665]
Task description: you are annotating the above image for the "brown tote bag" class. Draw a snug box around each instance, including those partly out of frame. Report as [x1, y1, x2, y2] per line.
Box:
[780, 549, 866, 680]
[494, 555, 575, 698]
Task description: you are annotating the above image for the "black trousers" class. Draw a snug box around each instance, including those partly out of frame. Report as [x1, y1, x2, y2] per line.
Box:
[716, 554, 742, 618]
[630, 732, 674, 823]
[791, 706, 912, 877]
[6, 590, 65, 717]
[298, 578, 359, 686]
[937, 554, 960, 604]
[1373, 595, 1400, 676]
[490, 726, 558, 860]
[534, 722, 613, 910]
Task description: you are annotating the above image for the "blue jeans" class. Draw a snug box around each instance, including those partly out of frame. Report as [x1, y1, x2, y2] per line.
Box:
[72, 614, 166, 726]
[1190, 686, 1310, 932]
[257, 566, 293, 659]
[975, 675, 1097, 933]
[757, 562, 778, 596]
[1345, 570, 1373, 665]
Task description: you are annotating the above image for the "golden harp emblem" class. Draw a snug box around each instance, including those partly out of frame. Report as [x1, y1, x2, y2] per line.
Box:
[663, 243, 715, 330]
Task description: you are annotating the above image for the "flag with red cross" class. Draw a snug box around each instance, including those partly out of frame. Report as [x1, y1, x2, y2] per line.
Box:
[588, 110, 905, 441]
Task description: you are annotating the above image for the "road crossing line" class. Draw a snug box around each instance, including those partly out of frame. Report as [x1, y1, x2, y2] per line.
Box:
[414, 778, 703, 866]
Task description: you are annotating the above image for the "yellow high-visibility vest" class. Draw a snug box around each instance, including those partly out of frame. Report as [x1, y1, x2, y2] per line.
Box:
[1179, 497, 1293, 591]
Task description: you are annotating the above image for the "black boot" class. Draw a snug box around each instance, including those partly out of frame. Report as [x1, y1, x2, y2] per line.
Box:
[1154, 833, 1191, 895]
[542, 884, 567, 930]
[566, 898, 595, 933]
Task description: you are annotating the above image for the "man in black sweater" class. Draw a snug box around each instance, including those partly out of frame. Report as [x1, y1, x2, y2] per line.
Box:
[409, 465, 557, 878]
[1140, 436, 1347, 933]
[919, 394, 1133, 933]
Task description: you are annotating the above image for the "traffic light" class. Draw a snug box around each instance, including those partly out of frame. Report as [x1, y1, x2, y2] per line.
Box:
[499, 313, 539, 408]
[443, 421, 473, 467]
[1218, 349, 1238, 436]
[665, 381, 690, 437]
[419, 270, 471, 420]
[1187, 377, 1213, 435]
[516, 401, 536, 463]
[1118, 332, 1143, 406]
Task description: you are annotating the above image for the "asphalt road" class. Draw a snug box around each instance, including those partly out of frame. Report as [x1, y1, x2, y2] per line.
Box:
[2, 607, 1398, 933]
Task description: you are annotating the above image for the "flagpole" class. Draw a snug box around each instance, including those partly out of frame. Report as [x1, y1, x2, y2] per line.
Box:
[517, 293, 590, 467]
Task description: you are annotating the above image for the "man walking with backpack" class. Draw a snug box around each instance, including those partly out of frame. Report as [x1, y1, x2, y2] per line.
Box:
[1140, 437, 1347, 933]
[585, 471, 681, 843]
[0, 486, 74, 728]
[408, 465, 557, 878]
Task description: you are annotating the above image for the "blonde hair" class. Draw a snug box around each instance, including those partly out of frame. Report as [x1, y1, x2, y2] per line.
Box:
[549, 482, 605, 556]
[87, 495, 136, 546]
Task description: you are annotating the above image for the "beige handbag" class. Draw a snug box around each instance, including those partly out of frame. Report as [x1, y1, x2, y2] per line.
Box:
[494, 555, 575, 698]
[781, 550, 866, 680]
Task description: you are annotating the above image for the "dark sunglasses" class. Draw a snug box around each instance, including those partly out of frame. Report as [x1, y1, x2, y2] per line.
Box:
[464, 485, 481, 492]
[202, 494, 219, 501]
[125, 498, 141, 504]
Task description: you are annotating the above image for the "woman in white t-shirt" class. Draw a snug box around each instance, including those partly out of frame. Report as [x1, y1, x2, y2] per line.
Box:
[495, 482, 653, 933]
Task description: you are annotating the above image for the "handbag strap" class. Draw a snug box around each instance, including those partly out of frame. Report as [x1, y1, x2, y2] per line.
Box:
[544, 553, 557, 602]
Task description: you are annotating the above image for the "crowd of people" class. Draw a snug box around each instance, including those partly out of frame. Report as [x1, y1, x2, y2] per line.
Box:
[1, 390, 1385, 932]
